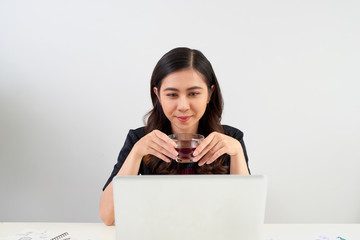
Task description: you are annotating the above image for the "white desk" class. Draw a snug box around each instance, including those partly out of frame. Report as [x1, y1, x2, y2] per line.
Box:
[0, 223, 114, 240]
[1, 223, 360, 239]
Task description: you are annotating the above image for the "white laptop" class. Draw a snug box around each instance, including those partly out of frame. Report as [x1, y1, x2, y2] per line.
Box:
[113, 175, 267, 240]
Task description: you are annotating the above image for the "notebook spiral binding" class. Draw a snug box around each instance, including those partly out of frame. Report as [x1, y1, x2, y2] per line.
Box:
[50, 232, 69, 240]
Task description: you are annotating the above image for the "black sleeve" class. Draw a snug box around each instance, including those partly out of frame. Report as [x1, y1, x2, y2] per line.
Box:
[236, 131, 251, 175]
[223, 125, 251, 174]
[102, 129, 144, 191]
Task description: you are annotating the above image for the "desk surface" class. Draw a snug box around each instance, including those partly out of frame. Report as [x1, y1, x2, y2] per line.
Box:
[1, 222, 360, 240]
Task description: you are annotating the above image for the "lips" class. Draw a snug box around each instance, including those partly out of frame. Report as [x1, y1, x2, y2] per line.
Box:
[176, 116, 191, 122]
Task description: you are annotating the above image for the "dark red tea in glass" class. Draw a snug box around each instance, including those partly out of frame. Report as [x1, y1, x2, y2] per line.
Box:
[168, 133, 204, 163]
[175, 147, 196, 161]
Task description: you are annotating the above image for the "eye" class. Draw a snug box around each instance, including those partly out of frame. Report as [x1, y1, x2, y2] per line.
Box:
[189, 92, 200, 96]
[166, 93, 178, 97]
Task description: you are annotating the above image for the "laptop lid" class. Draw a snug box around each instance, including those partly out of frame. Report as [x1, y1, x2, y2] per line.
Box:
[113, 175, 267, 240]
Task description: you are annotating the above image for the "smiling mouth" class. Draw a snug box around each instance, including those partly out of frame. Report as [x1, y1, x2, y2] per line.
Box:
[176, 116, 191, 122]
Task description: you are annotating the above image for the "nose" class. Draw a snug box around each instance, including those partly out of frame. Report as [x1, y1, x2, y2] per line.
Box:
[177, 95, 190, 112]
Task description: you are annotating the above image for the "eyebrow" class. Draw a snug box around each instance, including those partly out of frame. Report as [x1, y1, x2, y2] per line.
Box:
[163, 86, 204, 92]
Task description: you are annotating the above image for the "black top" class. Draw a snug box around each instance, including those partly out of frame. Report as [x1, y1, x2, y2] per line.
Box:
[103, 125, 250, 190]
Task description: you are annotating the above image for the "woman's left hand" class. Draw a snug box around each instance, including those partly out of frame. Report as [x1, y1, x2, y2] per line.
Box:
[192, 132, 244, 166]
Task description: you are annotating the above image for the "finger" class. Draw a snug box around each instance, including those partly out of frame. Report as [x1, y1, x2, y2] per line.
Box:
[154, 130, 177, 148]
[150, 132, 178, 159]
[205, 147, 226, 165]
[198, 142, 224, 166]
[198, 154, 210, 166]
[193, 135, 218, 162]
[193, 142, 216, 162]
[152, 139, 178, 160]
[149, 147, 171, 163]
[192, 133, 215, 157]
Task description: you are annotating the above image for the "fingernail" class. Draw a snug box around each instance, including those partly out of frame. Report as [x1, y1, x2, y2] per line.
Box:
[192, 157, 198, 162]
[193, 150, 198, 156]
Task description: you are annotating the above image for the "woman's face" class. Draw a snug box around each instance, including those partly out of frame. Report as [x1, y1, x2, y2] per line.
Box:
[154, 68, 213, 134]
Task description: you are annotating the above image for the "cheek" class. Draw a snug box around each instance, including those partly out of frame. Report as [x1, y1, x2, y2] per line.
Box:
[193, 99, 208, 114]
[160, 101, 176, 115]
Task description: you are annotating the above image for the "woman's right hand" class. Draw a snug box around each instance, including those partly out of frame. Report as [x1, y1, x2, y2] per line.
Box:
[133, 130, 178, 162]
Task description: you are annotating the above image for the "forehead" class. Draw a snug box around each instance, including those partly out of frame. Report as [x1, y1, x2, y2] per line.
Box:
[160, 68, 207, 90]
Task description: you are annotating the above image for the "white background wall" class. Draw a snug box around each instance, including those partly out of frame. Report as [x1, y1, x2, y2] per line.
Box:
[0, 0, 359, 223]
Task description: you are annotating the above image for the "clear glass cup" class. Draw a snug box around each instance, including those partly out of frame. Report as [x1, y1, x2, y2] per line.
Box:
[168, 133, 204, 163]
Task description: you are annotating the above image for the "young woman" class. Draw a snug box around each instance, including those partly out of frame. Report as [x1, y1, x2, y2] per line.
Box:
[99, 47, 250, 225]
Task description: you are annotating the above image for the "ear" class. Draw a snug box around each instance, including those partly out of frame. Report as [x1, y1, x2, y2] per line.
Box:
[208, 85, 215, 103]
[154, 87, 160, 101]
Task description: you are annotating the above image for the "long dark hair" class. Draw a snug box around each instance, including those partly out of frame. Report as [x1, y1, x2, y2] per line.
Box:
[143, 47, 228, 174]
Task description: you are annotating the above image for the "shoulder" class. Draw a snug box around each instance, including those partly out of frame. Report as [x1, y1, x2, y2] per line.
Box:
[129, 126, 146, 137]
[222, 125, 244, 139]
[127, 126, 146, 141]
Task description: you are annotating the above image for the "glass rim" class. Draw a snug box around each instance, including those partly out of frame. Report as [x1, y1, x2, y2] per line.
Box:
[168, 133, 204, 140]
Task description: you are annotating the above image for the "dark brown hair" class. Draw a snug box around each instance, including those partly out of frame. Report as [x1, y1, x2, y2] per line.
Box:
[143, 47, 228, 174]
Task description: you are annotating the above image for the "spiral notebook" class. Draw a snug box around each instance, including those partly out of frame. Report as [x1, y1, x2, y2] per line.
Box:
[5, 229, 88, 240]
